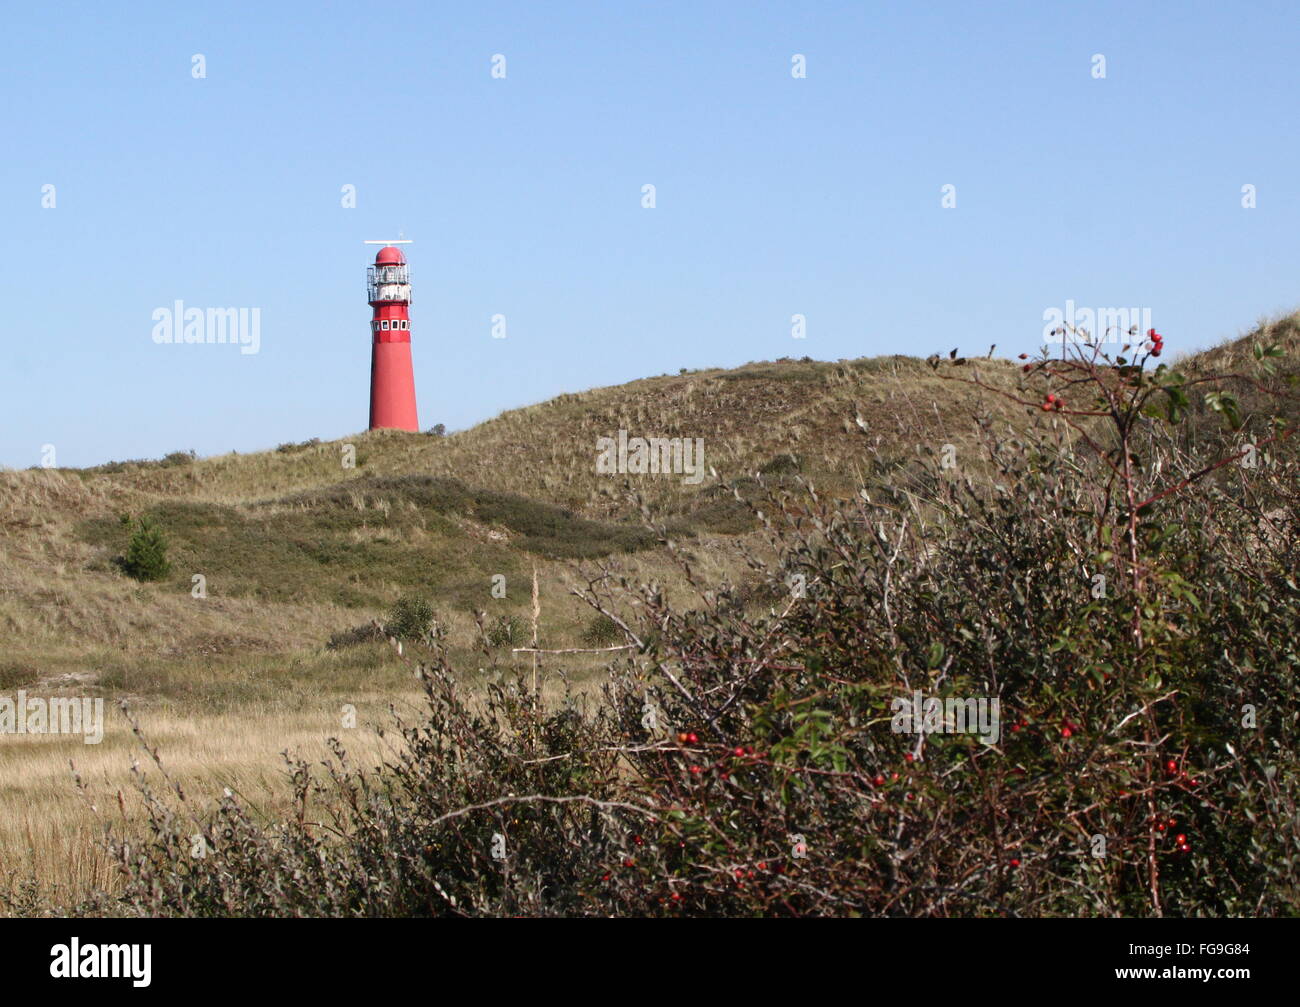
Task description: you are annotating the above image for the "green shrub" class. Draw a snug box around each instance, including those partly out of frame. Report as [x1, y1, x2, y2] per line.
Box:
[485, 614, 527, 648]
[385, 595, 435, 641]
[580, 614, 621, 647]
[120, 515, 172, 582]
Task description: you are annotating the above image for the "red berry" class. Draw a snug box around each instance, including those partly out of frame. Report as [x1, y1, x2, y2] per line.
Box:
[904, 753, 914, 762]
[733, 747, 745, 757]
[873, 774, 886, 786]
[1165, 760, 1178, 775]
[623, 858, 635, 867]
[1009, 858, 1021, 867]
[670, 892, 682, 901]
[1046, 393, 1057, 403]
[676, 733, 688, 744]
[689, 765, 702, 775]
[1175, 834, 1186, 844]
[1011, 723, 1021, 732]
[1156, 822, 1166, 831]
[686, 732, 698, 744]
[1041, 402, 1052, 411]
[1018, 353, 1029, 359]
[1061, 726, 1072, 738]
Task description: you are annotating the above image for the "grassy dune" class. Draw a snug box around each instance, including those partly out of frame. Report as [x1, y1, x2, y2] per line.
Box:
[2, 317, 1296, 911]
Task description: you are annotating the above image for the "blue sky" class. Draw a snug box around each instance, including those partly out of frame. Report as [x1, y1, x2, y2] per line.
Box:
[3, 0, 1299, 468]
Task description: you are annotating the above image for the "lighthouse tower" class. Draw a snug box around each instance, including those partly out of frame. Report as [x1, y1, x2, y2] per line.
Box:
[365, 241, 419, 431]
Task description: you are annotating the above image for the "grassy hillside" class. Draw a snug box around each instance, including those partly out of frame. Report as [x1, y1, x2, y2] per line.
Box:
[2, 351, 1042, 658]
[2, 313, 1296, 910]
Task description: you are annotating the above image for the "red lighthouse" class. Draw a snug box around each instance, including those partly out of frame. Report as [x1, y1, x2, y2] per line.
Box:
[365, 240, 419, 431]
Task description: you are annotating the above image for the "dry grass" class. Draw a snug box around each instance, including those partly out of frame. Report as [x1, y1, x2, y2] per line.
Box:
[0, 701, 409, 906]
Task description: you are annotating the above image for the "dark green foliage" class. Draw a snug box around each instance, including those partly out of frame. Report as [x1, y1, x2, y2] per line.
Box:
[579, 614, 621, 647]
[120, 515, 172, 582]
[483, 614, 527, 648]
[386, 595, 435, 642]
[280, 475, 660, 560]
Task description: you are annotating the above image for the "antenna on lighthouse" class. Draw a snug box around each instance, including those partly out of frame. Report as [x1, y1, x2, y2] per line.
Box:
[363, 239, 413, 245]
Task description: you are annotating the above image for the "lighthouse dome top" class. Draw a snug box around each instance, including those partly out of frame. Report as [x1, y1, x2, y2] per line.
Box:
[374, 245, 407, 266]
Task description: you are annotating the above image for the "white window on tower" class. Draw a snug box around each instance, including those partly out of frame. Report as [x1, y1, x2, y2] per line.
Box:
[381, 320, 389, 330]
